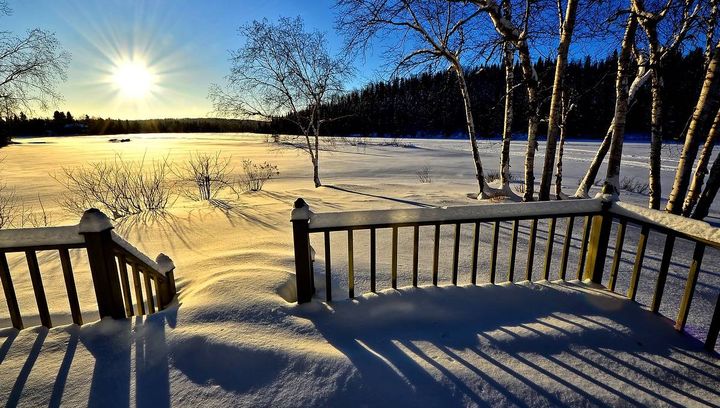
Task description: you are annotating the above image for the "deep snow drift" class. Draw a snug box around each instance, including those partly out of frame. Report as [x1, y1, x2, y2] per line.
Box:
[0, 134, 718, 407]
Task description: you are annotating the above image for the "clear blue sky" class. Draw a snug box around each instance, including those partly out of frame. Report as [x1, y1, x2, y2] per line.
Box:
[3, 0, 613, 120]
[3, 0, 387, 119]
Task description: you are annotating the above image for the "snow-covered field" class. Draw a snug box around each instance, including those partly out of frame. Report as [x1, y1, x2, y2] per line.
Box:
[0, 133, 718, 407]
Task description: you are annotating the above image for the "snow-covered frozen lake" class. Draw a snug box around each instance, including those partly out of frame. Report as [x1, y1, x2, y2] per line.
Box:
[0, 133, 718, 406]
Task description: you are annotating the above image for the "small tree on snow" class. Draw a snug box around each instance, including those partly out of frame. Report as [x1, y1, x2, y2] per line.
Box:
[209, 17, 351, 188]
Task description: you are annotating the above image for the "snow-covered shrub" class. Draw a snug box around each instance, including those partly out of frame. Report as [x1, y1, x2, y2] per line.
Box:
[238, 160, 279, 192]
[513, 184, 525, 195]
[55, 155, 174, 219]
[176, 152, 234, 201]
[416, 166, 432, 183]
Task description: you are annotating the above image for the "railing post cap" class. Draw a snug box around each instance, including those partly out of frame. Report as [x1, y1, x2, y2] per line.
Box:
[79, 208, 114, 233]
[291, 198, 312, 221]
[156, 253, 175, 275]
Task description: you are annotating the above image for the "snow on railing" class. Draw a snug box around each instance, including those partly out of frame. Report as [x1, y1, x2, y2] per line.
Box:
[291, 197, 720, 351]
[0, 209, 176, 330]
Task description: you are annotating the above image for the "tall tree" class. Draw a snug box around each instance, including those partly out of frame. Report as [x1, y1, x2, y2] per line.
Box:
[633, 0, 700, 209]
[538, 0, 580, 201]
[461, 0, 541, 201]
[665, 39, 720, 213]
[499, 0, 515, 192]
[209, 17, 351, 187]
[576, 1, 697, 198]
[602, 14, 639, 197]
[338, 0, 497, 197]
[0, 0, 69, 146]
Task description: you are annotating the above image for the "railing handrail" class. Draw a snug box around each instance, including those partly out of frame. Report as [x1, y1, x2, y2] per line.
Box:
[307, 198, 605, 232]
[609, 201, 720, 250]
[0, 224, 86, 252]
[0, 208, 177, 330]
[291, 196, 720, 351]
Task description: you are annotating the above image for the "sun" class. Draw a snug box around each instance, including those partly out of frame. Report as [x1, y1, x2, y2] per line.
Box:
[112, 60, 155, 99]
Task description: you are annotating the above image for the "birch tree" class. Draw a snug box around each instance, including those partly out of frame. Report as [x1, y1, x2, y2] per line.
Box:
[500, 0, 515, 192]
[460, 0, 541, 201]
[338, 0, 498, 197]
[691, 135, 720, 220]
[209, 17, 351, 187]
[602, 14, 639, 197]
[683, 0, 719, 215]
[0, 0, 69, 144]
[633, 0, 700, 209]
[555, 90, 576, 199]
[576, 1, 697, 198]
[665, 39, 720, 213]
[538, 0, 580, 201]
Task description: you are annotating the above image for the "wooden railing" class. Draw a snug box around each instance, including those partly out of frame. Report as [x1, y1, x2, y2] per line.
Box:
[0, 209, 176, 330]
[291, 197, 720, 351]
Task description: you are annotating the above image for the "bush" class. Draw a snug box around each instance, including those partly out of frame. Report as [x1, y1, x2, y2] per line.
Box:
[416, 166, 432, 183]
[176, 152, 234, 201]
[238, 160, 279, 192]
[620, 176, 650, 195]
[54, 154, 174, 219]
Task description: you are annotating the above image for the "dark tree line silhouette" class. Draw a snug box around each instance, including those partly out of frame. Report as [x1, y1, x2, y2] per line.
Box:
[274, 49, 705, 140]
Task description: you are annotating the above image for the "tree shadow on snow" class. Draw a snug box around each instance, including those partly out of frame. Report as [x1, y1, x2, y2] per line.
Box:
[292, 282, 720, 407]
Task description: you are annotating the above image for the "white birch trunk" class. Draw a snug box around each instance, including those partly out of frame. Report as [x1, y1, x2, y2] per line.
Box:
[539, 0, 579, 201]
[666, 40, 720, 214]
[683, 105, 720, 215]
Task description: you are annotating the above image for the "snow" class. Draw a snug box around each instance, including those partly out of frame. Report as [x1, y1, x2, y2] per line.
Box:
[0, 225, 84, 250]
[78, 208, 114, 233]
[110, 231, 164, 274]
[0, 133, 718, 406]
[611, 201, 720, 247]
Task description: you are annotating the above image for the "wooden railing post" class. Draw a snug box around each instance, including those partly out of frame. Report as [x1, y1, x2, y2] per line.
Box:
[291, 198, 314, 304]
[156, 253, 176, 310]
[80, 209, 125, 319]
[583, 200, 613, 284]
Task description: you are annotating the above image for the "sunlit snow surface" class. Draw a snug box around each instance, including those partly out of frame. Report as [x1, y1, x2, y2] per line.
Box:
[0, 134, 718, 406]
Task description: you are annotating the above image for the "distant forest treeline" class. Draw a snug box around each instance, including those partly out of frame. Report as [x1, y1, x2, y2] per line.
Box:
[276, 49, 706, 140]
[0, 49, 706, 147]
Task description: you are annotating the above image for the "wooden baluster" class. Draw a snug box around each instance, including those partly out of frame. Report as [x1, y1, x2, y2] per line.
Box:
[452, 223, 460, 285]
[412, 226, 419, 287]
[471, 222, 480, 285]
[0, 252, 23, 329]
[558, 216, 575, 281]
[392, 227, 398, 289]
[153, 277, 163, 310]
[576, 216, 592, 280]
[131, 263, 145, 315]
[628, 225, 650, 301]
[651, 234, 676, 313]
[370, 228, 377, 293]
[324, 231, 332, 302]
[525, 219, 538, 282]
[26, 251, 51, 328]
[59, 248, 83, 325]
[543, 217, 557, 281]
[490, 222, 500, 283]
[705, 293, 720, 351]
[143, 269, 155, 313]
[675, 243, 705, 331]
[117, 255, 134, 317]
[432, 224, 440, 286]
[348, 230, 354, 298]
[508, 220, 519, 282]
[608, 220, 627, 292]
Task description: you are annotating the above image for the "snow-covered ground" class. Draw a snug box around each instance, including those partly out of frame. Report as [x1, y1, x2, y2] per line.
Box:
[0, 133, 718, 406]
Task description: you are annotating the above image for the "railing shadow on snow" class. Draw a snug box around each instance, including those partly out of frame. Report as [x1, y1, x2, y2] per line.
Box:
[290, 282, 720, 406]
[0, 307, 176, 407]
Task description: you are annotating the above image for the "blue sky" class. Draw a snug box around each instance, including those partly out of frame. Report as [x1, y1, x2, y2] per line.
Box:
[3, 0, 616, 120]
[3, 0, 385, 119]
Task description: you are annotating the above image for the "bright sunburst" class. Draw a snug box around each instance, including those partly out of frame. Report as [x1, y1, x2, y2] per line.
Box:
[112, 60, 155, 99]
